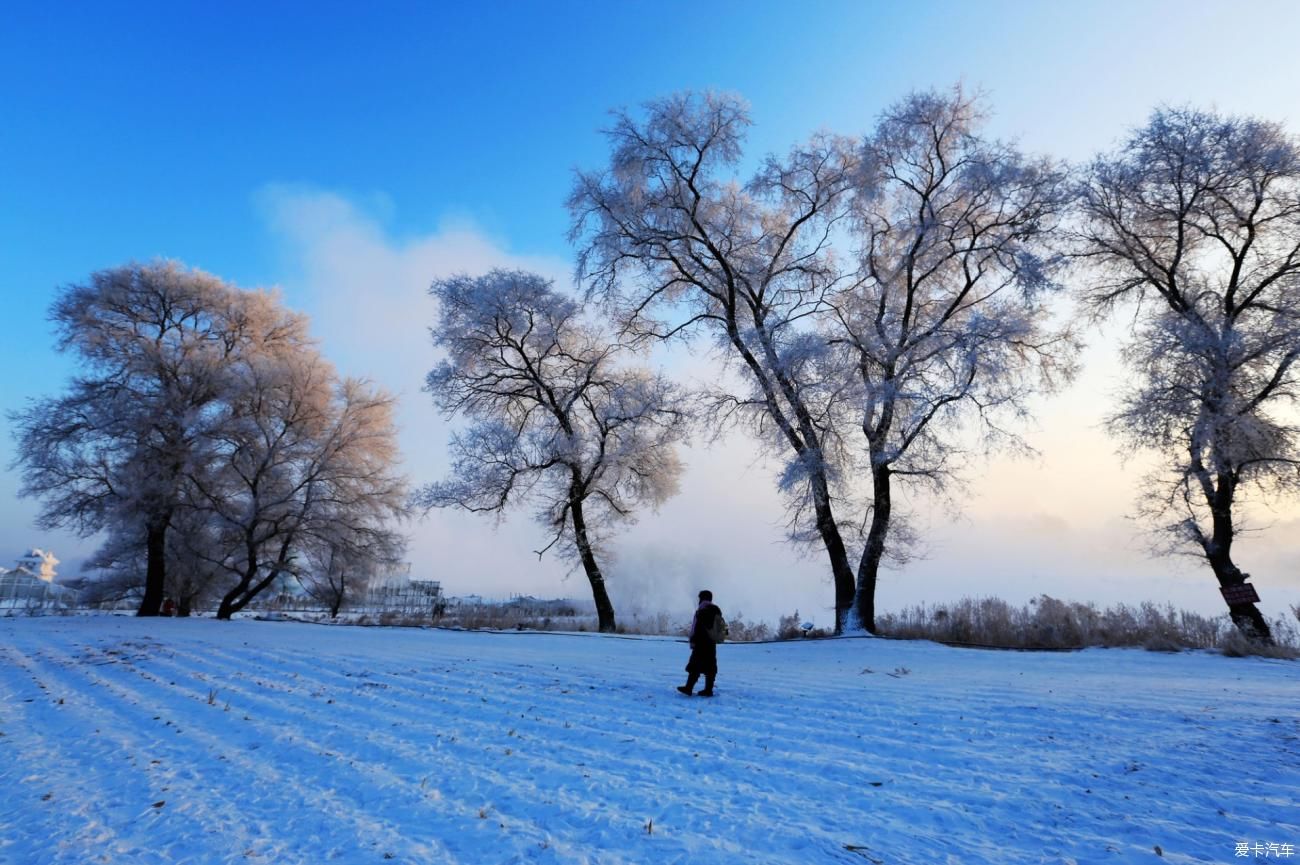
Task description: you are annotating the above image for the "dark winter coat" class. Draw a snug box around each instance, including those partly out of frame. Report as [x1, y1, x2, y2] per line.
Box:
[685, 603, 722, 676]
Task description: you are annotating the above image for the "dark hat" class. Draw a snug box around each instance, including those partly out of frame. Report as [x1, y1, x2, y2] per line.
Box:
[698, 589, 713, 601]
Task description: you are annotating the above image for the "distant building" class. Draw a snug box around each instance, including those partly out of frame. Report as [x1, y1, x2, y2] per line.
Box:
[1, 549, 75, 610]
[13, 549, 59, 582]
[253, 565, 444, 616]
[361, 578, 444, 615]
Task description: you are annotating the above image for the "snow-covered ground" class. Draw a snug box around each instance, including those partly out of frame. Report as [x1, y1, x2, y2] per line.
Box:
[0, 616, 1296, 865]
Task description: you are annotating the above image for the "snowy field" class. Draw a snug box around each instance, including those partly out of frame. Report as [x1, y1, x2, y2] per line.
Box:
[0, 616, 1296, 865]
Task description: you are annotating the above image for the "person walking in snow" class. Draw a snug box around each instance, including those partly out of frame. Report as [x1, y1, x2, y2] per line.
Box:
[678, 590, 724, 697]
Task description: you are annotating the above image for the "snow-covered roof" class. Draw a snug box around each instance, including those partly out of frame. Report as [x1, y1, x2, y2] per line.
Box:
[13, 549, 58, 582]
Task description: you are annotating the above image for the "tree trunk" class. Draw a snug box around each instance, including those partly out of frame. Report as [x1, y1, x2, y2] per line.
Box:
[218, 569, 281, 620]
[218, 570, 280, 620]
[176, 577, 200, 617]
[137, 520, 168, 617]
[216, 583, 244, 621]
[1208, 554, 1272, 642]
[728, 325, 856, 634]
[327, 549, 344, 618]
[217, 555, 256, 620]
[569, 494, 616, 633]
[809, 473, 856, 634]
[218, 536, 295, 620]
[1205, 474, 1273, 644]
[854, 461, 892, 634]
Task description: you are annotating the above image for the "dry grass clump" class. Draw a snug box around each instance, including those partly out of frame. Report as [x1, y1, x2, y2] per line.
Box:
[876, 595, 1299, 656]
[725, 613, 775, 642]
[352, 611, 439, 628]
[615, 611, 676, 636]
[1218, 605, 1300, 659]
[433, 598, 596, 632]
[421, 603, 785, 642]
[616, 610, 775, 641]
[1218, 629, 1300, 659]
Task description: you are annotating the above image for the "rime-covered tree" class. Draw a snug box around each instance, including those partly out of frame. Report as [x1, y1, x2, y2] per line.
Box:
[189, 352, 408, 620]
[418, 270, 687, 632]
[1076, 108, 1300, 642]
[10, 260, 405, 616]
[569, 93, 863, 630]
[835, 88, 1074, 630]
[13, 260, 407, 620]
[568, 90, 1069, 632]
[297, 535, 384, 619]
[295, 389, 408, 618]
[9, 262, 252, 616]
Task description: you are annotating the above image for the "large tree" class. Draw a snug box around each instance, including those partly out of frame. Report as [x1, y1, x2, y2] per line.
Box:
[10, 262, 249, 615]
[836, 88, 1074, 629]
[418, 270, 687, 633]
[1076, 107, 1300, 643]
[13, 260, 408, 620]
[189, 353, 408, 620]
[569, 90, 1069, 632]
[294, 381, 409, 619]
[297, 529, 402, 619]
[569, 92, 863, 630]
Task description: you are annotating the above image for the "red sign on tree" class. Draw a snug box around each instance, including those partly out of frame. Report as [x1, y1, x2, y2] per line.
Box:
[1220, 583, 1261, 606]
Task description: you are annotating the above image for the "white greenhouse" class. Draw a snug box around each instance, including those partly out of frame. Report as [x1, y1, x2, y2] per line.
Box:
[1, 549, 77, 612]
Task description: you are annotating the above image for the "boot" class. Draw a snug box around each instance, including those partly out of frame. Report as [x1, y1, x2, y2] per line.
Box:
[698, 675, 715, 697]
[677, 673, 699, 696]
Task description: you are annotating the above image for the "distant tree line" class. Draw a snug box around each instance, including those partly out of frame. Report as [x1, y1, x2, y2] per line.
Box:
[13, 87, 1299, 644]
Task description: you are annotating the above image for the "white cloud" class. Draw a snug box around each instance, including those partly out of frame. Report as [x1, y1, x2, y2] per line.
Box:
[258, 185, 570, 397]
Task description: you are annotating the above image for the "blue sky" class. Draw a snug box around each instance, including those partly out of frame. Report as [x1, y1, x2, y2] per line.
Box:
[4, 2, 1300, 621]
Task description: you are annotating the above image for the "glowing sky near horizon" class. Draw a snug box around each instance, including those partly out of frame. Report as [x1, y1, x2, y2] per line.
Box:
[2, 1, 1298, 623]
